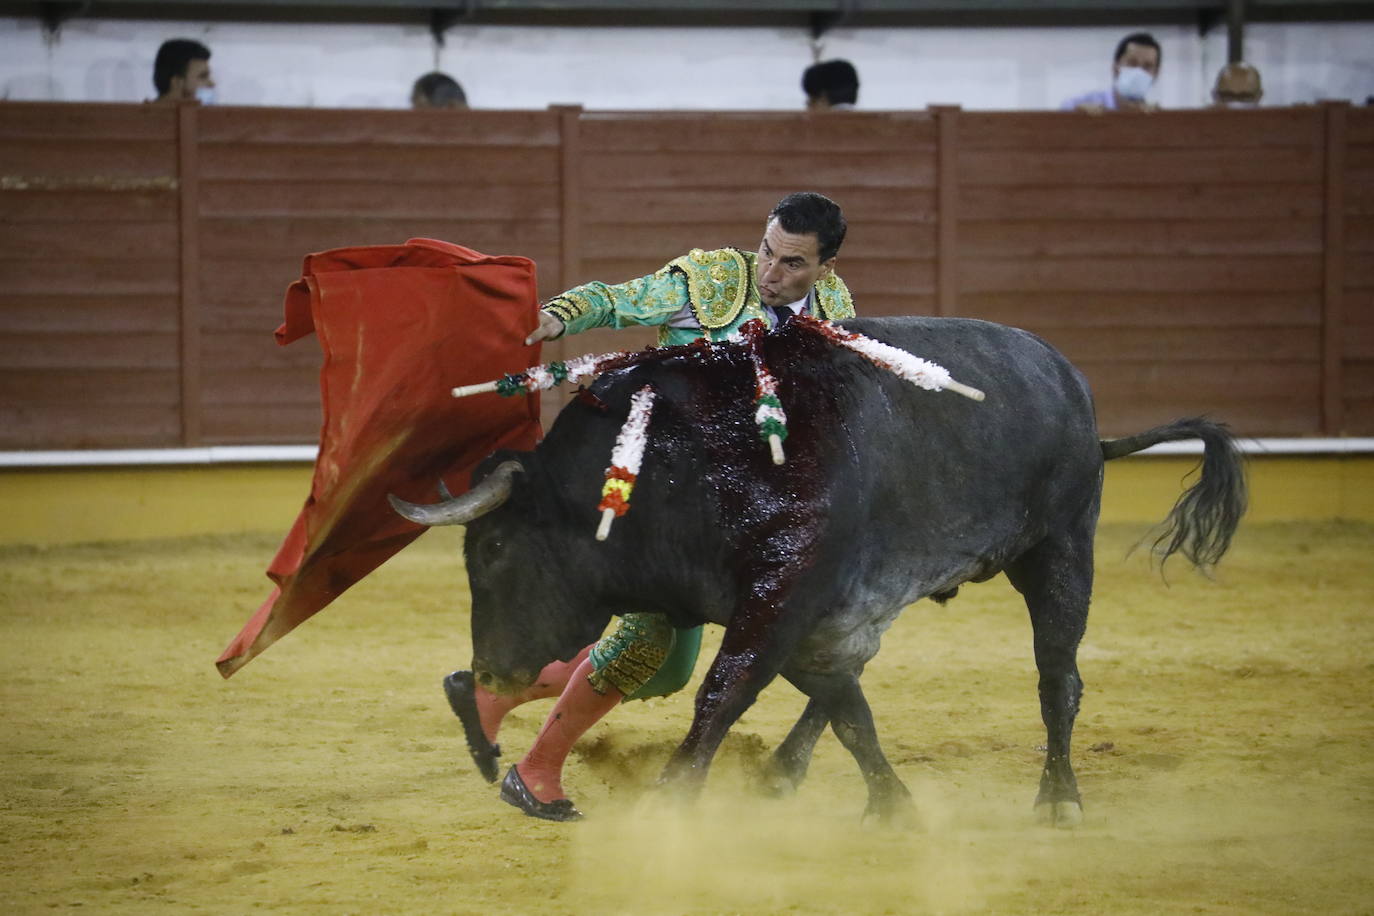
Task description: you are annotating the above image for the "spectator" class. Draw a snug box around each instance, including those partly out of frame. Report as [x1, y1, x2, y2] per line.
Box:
[1211, 62, 1263, 108]
[153, 39, 214, 104]
[411, 72, 468, 109]
[1061, 32, 1161, 113]
[802, 59, 859, 111]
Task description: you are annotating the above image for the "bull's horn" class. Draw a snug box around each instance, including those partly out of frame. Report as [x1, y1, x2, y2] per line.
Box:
[388, 460, 522, 527]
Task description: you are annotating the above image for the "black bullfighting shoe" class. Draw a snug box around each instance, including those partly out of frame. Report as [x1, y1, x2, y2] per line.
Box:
[442, 670, 501, 783]
[500, 766, 583, 822]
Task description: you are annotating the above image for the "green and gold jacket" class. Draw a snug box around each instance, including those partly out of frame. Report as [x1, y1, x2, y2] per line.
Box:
[542, 247, 855, 347]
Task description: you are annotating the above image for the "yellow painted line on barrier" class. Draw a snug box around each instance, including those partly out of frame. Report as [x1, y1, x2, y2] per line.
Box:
[0, 456, 1370, 547]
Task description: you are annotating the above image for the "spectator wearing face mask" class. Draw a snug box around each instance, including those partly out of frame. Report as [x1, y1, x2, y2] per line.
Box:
[152, 38, 215, 105]
[1061, 32, 1161, 113]
[1211, 62, 1263, 108]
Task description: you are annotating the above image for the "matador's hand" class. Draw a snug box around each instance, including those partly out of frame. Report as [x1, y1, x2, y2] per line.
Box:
[524, 310, 565, 346]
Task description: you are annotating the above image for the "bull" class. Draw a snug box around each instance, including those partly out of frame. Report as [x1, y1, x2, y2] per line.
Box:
[391, 316, 1245, 826]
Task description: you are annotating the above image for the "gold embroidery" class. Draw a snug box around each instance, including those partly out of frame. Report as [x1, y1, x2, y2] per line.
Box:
[815, 272, 855, 319]
[668, 247, 753, 329]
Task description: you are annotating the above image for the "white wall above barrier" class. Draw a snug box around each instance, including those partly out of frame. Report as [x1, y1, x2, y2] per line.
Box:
[2, 16, 1371, 110]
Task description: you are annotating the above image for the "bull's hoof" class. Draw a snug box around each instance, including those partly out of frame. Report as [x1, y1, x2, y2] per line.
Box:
[499, 766, 583, 822]
[758, 758, 803, 798]
[861, 792, 920, 830]
[1034, 799, 1084, 829]
[442, 670, 500, 783]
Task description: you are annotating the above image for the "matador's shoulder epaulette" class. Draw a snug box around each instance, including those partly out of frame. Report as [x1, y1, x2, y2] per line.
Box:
[667, 247, 754, 329]
[814, 271, 855, 320]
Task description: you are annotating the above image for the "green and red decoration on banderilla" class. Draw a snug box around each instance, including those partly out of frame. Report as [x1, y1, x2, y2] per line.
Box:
[453, 352, 609, 399]
[739, 318, 789, 465]
[595, 384, 656, 541]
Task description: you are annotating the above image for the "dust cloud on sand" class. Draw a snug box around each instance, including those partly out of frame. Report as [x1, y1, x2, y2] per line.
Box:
[0, 522, 1371, 913]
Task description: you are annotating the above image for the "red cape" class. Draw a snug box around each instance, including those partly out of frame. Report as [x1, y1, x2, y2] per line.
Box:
[216, 238, 542, 678]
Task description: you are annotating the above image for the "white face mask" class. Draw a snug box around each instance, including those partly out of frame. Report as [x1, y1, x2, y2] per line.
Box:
[1114, 66, 1154, 101]
[1221, 99, 1259, 109]
[194, 86, 217, 105]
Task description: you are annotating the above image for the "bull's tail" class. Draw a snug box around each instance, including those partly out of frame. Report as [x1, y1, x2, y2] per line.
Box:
[1101, 417, 1248, 571]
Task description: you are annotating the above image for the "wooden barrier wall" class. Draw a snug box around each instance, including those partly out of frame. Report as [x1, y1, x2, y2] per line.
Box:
[1, 101, 1369, 449]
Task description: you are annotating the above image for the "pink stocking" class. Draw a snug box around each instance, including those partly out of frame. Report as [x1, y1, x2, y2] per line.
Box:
[515, 657, 623, 803]
[474, 644, 591, 744]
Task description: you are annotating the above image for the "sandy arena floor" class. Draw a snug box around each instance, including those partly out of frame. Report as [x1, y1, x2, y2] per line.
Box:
[1, 520, 1371, 914]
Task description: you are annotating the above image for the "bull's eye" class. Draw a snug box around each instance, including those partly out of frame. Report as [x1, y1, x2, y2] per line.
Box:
[477, 538, 504, 567]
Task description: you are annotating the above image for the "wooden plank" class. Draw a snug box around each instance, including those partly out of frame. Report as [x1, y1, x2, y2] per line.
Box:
[1340, 363, 1374, 398]
[0, 139, 178, 178]
[1033, 327, 1321, 363]
[581, 187, 937, 225]
[0, 296, 180, 333]
[199, 179, 559, 220]
[578, 112, 936, 153]
[198, 217, 561, 260]
[958, 218, 1323, 258]
[1343, 322, 1374, 360]
[198, 144, 559, 182]
[178, 103, 203, 446]
[197, 107, 560, 146]
[1344, 256, 1374, 289]
[1345, 291, 1374, 327]
[201, 331, 335, 370]
[1091, 400, 1320, 437]
[0, 102, 177, 141]
[1343, 398, 1374, 434]
[581, 151, 937, 191]
[0, 369, 181, 406]
[957, 255, 1323, 294]
[1078, 360, 1322, 402]
[556, 105, 582, 292]
[200, 405, 323, 445]
[1345, 109, 1374, 144]
[1346, 183, 1374, 217]
[2, 332, 180, 370]
[934, 106, 959, 317]
[961, 146, 1323, 187]
[579, 224, 757, 260]
[1324, 102, 1348, 435]
[0, 220, 179, 262]
[200, 367, 318, 403]
[960, 292, 1322, 328]
[961, 183, 1323, 221]
[1346, 216, 1374, 252]
[960, 108, 1323, 150]
[844, 293, 937, 318]
[0, 405, 181, 450]
[0, 189, 177, 222]
[0, 259, 178, 296]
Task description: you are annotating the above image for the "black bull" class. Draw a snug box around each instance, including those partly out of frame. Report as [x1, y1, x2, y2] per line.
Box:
[392, 316, 1246, 826]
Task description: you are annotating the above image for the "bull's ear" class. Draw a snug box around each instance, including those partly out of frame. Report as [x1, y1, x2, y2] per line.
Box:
[388, 460, 523, 527]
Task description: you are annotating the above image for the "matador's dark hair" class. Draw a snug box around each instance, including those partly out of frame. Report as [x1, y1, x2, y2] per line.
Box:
[769, 192, 847, 262]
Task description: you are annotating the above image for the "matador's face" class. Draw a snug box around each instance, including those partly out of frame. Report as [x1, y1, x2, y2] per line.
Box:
[755, 218, 835, 309]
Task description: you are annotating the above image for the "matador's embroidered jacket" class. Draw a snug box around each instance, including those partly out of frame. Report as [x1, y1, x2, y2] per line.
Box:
[542, 247, 855, 347]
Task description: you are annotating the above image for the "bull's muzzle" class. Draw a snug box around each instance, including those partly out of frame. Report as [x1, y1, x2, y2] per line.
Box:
[473, 666, 538, 696]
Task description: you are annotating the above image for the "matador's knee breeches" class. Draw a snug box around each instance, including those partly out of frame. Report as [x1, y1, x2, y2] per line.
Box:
[587, 613, 703, 701]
